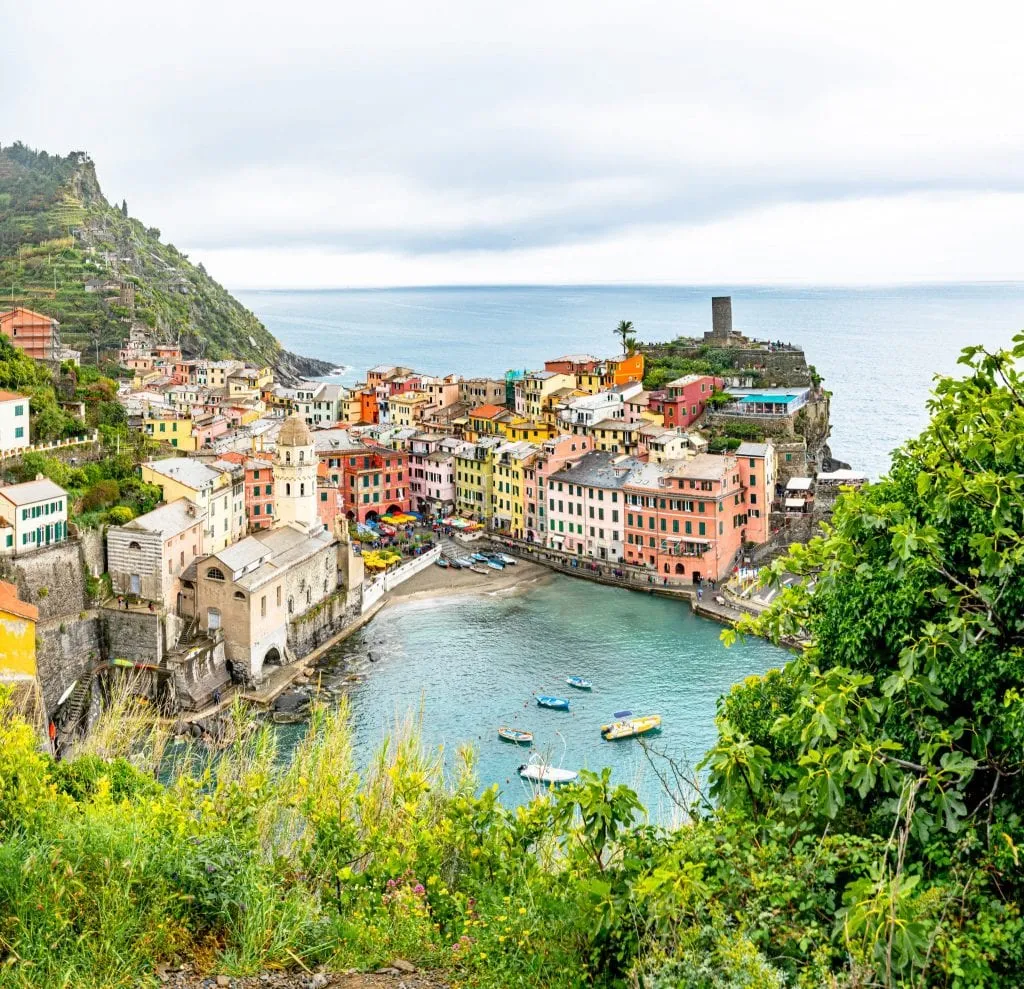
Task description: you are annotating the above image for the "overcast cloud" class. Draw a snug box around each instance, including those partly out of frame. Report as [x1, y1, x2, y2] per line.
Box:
[3, 0, 1023, 287]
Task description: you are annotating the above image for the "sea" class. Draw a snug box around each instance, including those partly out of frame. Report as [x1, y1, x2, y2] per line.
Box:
[236, 283, 1024, 816]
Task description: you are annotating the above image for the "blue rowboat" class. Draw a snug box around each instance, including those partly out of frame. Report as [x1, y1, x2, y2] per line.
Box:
[536, 695, 570, 711]
[498, 726, 533, 744]
[435, 557, 449, 568]
[456, 557, 474, 568]
[566, 675, 593, 690]
[471, 553, 489, 562]
[486, 559, 504, 570]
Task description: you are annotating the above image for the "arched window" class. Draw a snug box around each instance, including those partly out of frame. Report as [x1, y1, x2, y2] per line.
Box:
[288, 596, 294, 614]
[286, 483, 291, 496]
[300, 483, 305, 496]
[128, 540, 142, 551]
[323, 579, 329, 593]
[206, 566, 225, 581]
[298, 450, 304, 463]
[285, 451, 292, 464]
[306, 588, 312, 605]
[233, 590, 245, 601]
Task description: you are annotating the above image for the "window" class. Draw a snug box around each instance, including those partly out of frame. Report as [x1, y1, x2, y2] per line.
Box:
[128, 540, 141, 550]
[253, 505, 261, 515]
[277, 587, 282, 606]
[253, 470, 260, 480]
[14, 405, 23, 416]
[233, 591, 245, 600]
[698, 522, 706, 536]
[206, 566, 225, 581]
[14, 427, 23, 439]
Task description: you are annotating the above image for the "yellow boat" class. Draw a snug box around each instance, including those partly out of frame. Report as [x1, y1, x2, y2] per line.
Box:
[600, 714, 662, 740]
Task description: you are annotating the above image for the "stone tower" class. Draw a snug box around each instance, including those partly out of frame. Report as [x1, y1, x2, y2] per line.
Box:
[274, 413, 318, 531]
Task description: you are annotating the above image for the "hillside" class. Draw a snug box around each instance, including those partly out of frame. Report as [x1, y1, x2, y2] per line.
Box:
[0, 143, 329, 379]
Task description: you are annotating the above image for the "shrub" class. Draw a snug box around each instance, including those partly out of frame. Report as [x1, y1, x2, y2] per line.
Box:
[105, 505, 134, 525]
[81, 479, 119, 511]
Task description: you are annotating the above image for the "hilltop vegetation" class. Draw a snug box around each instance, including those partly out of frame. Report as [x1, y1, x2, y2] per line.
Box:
[0, 335, 1022, 987]
[0, 143, 316, 369]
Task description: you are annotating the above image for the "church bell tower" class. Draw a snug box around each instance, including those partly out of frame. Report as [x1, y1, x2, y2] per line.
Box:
[273, 412, 318, 531]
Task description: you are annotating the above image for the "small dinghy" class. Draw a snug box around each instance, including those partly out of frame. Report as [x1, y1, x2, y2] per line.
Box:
[601, 713, 662, 740]
[498, 726, 534, 745]
[486, 559, 504, 570]
[566, 675, 593, 690]
[469, 564, 490, 575]
[519, 753, 578, 786]
[536, 695, 570, 711]
[471, 553, 489, 562]
[497, 553, 517, 565]
[456, 557, 474, 568]
[435, 557, 450, 568]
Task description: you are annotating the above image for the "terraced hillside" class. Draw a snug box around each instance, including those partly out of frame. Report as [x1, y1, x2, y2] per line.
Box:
[0, 143, 328, 377]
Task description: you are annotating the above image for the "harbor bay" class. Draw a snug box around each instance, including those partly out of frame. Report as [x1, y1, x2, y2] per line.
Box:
[279, 572, 789, 820]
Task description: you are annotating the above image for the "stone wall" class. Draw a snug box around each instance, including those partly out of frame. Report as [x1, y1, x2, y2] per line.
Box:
[102, 608, 164, 664]
[287, 586, 362, 659]
[0, 541, 86, 621]
[78, 528, 106, 577]
[35, 612, 102, 715]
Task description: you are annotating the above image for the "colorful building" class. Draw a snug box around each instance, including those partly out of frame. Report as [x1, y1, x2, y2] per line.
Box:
[491, 441, 539, 536]
[545, 452, 634, 561]
[455, 436, 503, 519]
[142, 410, 197, 451]
[0, 307, 61, 360]
[523, 432, 592, 542]
[0, 580, 39, 681]
[736, 441, 776, 545]
[622, 454, 746, 582]
[660, 375, 725, 429]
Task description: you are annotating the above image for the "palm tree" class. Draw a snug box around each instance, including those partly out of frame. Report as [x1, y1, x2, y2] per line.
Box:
[614, 320, 636, 355]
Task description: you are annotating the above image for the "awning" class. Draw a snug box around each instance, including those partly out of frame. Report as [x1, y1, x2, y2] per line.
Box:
[786, 477, 813, 491]
[785, 498, 808, 508]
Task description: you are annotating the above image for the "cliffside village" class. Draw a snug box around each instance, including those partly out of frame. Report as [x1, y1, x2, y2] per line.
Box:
[0, 297, 865, 737]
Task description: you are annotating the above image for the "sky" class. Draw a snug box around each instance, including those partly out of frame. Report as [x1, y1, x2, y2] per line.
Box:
[4, 0, 1024, 289]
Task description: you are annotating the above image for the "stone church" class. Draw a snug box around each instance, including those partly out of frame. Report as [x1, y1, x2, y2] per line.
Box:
[184, 413, 364, 683]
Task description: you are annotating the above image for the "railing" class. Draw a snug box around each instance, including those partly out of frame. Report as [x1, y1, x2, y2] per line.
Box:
[486, 534, 702, 594]
[0, 430, 99, 461]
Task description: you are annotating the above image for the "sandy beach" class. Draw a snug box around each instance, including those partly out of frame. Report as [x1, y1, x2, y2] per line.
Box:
[388, 556, 552, 602]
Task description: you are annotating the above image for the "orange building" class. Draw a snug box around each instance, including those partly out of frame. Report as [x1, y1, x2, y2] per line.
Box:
[0, 307, 61, 360]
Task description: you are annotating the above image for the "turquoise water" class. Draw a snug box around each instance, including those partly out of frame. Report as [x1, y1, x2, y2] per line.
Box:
[237, 282, 1024, 480]
[295, 575, 788, 821]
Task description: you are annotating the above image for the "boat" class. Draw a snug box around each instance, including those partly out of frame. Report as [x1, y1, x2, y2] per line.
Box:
[566, 675, 593, 690]
[456, 557, 475, 568]
[518, 753, 578, 786]
[600, 714, 663, 740]
[497, 553, 517, 565]
[469, 564, 490, 575]
[536, 695, 570, 711]
[486, 559, 504, 571]
[498, 726, 534, 744]
[435, 557, 450, 568]
[471, 553, 489, 562]
[613, 710, 633, 719]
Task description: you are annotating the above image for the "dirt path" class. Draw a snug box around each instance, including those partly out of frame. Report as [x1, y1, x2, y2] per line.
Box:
[163, 964, 448, 988]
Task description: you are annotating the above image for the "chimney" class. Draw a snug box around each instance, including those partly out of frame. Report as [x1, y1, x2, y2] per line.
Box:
[712, 296, 732, 338]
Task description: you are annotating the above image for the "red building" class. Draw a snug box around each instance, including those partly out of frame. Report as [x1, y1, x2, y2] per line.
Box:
[659, 374, 724, 429]
[313, 430, 410, 523]
[220, 451, 275, 530]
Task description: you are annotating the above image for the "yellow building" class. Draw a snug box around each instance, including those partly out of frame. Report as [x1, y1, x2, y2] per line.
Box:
[586, 419, 642, 457]
[520, 372, 575, 421]
[503, 419, 559, 444]
[141, 457, 246, 554]
[390, 390, 433, 428]
[466, 404, 524, 441]
[143, 412, 197, 451]
[491, 441, 538, 536]
[0, 580, 38, 680]
[455, 436, 502, 519]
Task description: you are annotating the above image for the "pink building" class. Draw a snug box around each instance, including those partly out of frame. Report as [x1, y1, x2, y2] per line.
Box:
[192, 413, 229, 448]
[736, 441, 776, 546]
[220, 452, 275, 530]
[523, 432, 592, 542]
[317, 462, 343, 529]
[409, 433, 465, 516]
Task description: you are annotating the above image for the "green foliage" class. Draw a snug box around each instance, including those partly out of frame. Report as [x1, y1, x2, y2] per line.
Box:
[105, 505, 134, 525]
[0, 143, 284, 364]
[81, 478, 119, 511]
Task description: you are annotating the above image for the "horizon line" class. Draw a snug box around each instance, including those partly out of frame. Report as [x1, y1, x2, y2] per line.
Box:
[229, 278, 1024, 293]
